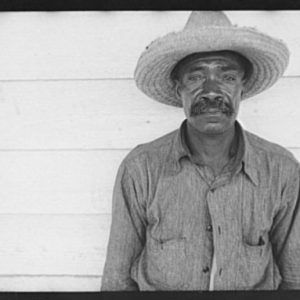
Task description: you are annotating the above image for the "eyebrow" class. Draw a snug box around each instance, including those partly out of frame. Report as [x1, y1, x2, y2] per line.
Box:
[188, 65, 241, 73]
[220, 66, 241, 72]
[188, 66, 206, 72]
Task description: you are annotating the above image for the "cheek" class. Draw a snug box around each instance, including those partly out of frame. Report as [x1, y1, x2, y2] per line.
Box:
[231, 88, 243, 110]
[224, 83, 243, 98]
[180, 89, 193, 107]
[181, 96, 192, 116]
[180, 79, 204, 95]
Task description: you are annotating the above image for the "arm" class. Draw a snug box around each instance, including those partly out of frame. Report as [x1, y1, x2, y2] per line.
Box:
[101, 159, 147, 291]
[270, 164, 300, 289]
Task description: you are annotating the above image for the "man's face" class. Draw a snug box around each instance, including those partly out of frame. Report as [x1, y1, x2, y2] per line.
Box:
[174, 51, 247, 135]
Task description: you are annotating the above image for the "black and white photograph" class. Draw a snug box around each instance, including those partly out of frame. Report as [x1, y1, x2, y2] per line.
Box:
[0, 9, 298, 294]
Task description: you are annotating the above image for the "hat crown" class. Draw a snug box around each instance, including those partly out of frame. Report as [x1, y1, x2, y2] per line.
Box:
[184, 11, 232, 30]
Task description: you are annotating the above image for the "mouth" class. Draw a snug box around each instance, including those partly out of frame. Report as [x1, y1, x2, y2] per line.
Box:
[205, 108, 223, 114]
[191, 107, 228, 116]
[190, 98, 234, 117]
[202, 110, 225, 122]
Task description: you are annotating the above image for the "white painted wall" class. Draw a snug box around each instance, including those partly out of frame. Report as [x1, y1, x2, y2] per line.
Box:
[0, 11, 298, 291]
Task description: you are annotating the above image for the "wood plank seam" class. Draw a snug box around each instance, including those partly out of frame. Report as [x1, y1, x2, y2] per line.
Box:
[0, 213, 110, 216]
[0, 148, 297, 152]
[0, 76, 296, 83]
[0, 275, 101, 278]
[0, 148, 133, 152]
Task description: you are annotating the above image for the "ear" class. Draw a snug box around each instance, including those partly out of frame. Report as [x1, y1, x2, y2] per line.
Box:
[240, 81, 247, 97]
[174, 80, 182, 100]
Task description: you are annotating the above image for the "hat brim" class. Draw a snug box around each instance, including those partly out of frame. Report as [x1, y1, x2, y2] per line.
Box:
[134, 26, 290, 107]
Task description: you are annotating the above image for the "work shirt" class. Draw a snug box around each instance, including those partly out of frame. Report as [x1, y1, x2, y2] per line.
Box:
[101, 120, 300, 290]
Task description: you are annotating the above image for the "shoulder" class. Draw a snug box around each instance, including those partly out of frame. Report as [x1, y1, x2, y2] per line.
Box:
[245, 130, 300, 171]
[120, 128, 179, 172]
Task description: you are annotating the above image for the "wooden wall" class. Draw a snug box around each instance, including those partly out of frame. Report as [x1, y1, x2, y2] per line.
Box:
[0, 11, 299, 291]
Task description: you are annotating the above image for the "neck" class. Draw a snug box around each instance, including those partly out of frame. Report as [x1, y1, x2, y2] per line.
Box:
[186, 121, 236, 166]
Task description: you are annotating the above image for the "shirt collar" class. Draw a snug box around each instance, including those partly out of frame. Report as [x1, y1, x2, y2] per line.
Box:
[173, 119, 191, 163]
[241, 127, 260, 186]
[172, 119, 259, 186]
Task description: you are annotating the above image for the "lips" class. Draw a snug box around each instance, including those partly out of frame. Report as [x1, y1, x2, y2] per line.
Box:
[205, 108, 223, 113]
[203, 110, 225, 120]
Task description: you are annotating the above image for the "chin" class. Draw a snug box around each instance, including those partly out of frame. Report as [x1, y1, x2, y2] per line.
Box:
[190, 119, 232, 135]
[202, 124, 228, 134]
[188, 114, 236, 135]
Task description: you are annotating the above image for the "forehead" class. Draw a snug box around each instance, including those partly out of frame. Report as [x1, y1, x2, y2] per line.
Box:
[174, 51, 247, 75]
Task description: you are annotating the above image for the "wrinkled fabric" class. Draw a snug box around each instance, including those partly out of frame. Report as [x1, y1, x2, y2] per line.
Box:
[101, 120, 300, 291]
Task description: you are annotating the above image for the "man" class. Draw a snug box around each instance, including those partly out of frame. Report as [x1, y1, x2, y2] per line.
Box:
[101, 11, 300, 290]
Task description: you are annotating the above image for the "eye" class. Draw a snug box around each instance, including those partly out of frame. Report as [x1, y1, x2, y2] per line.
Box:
[187, 74, 205, 81]
[223, 74, 237, 82]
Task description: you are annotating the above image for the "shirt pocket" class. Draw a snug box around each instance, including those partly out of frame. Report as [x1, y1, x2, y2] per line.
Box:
[241, 184, 272, 246]
[145, 235, 190, 290]
[237, 234, 272, 288]
[243, 236, 268, 262]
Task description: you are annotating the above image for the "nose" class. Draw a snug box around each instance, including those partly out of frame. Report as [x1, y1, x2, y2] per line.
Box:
[199, 92, 224, 103]
[201, 78, 224, 102]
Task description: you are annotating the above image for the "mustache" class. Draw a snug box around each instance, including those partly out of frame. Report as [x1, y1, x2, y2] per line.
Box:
[190, 96, 234, 117]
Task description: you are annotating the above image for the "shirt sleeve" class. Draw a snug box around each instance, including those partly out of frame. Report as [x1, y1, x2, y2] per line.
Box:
[270, 163, 300, 289]
[101, 158, 147, 291]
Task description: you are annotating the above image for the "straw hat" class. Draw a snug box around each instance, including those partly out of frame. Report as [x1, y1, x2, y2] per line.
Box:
[134, 11, 290, 107]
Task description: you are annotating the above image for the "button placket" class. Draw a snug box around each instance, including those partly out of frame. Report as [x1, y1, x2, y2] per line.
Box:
[205, 185, 218, 288]
[206, 187, 217, 236]
[206, 224, 213, 232]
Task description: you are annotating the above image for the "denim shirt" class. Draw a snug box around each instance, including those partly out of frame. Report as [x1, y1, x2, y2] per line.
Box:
[101, 120, 300, 290]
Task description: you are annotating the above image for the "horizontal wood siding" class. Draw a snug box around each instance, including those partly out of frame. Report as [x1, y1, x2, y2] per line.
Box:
[0, 11, 299, 80]
[0, 276, 101, 292]
[0, 214, 110, 275]
[0, 77, 298, 149]
[0, 151, 126, 214]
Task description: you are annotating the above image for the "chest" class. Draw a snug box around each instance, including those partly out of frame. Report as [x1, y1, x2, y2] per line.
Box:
[146, 162, 280, 245]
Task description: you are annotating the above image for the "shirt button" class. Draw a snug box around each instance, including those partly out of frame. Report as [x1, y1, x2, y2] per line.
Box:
[202, 266, 210, 273]
[206, 224, 213, 232]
